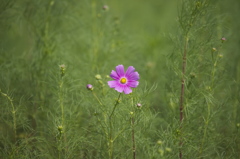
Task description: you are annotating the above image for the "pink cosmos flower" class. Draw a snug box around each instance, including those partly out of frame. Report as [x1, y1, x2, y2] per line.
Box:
[108, 65, 140, 94]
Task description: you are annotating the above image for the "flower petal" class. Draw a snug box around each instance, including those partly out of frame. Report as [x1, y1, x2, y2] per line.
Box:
[125, 66, 135, 77]
[123, 86, 132, 94]
[108, 80, 118, 88]
[116, 65, 125, 77]
[127, 81, 139, 88]
[110, 70, 120, 80]
[114, 84, 124, 93]
[127, 72, 140, 81]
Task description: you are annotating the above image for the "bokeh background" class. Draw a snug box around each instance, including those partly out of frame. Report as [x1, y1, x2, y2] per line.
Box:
[0, 0, 240, 158]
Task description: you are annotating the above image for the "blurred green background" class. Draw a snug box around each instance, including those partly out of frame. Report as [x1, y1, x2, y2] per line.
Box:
[0, 0, 240, 158]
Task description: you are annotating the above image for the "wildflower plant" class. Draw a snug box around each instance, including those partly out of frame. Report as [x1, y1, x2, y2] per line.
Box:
[0, 0, 239, 159]
[86, 64, 142, 158]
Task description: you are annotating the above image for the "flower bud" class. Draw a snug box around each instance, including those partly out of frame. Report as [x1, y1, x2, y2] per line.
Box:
[95, 74, 102, 80]
[165, 147, 172, 152]
[59, 64, 66, 77]
[221, 37, 226, 43]
[58, 125, 63, 133]
[136, 103, 142, 108]
[237, 123, 240, 128]
[190, 72, 196, 79]
[86, 84, 93, 91]
[102, 5, 109, 11]
[59, 64, 65, 70]
[157, 140, 163, 145]
[212, 47, 217, 52]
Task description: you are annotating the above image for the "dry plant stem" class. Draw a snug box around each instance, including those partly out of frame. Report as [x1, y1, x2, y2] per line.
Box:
[0, 91, 17, 142]
[109, 93, 122, 159]
[179, 36, 188, 159]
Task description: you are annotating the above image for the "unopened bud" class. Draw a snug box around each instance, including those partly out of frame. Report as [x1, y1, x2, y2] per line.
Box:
[212, 47, 217, 52]
[58, 125, 63, 132]
[157, 140, 163, 145]
[102, 5, 109, 11]
[136, 103, 142, 108]
[237, 123, 240, 128]
[221, 37, 226, 43]
[95, 74, 102, 80]
[165, 147, 172, 152]
[190, 72, 196, 79]
[218, 54, 223, 58]
[59, 64, 66, 77]
[86, 84, 93, 91]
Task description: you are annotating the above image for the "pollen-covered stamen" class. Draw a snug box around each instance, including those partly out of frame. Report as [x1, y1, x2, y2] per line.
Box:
[120, 77, 127, 84]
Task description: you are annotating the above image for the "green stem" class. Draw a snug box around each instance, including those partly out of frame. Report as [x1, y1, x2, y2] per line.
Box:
[130, 94, 136, 159]
[58, 70, 66, 156]
[199, 101, 210, 157]
[108, 93, 122, 159]
[59, 80, 64, 130]
[109, 93, 122, 119]
[200, 44, 221, 157]
[0, 91, 17, 142]
[92, 91, 104, 106]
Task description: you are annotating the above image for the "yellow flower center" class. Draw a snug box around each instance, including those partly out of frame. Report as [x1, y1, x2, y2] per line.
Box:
[120, 77, 127, 84]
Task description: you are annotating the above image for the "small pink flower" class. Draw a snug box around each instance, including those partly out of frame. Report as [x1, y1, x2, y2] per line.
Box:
[108, 65, 140, 94]
[136, 103, 142, 107]
[102, 5, 109, 11]
[221, 37, 226, 42]
[86, 84, 93, 90]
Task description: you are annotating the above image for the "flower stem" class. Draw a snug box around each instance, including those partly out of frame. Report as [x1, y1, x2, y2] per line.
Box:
[108, 93, 122, 159]
[130, 95, 136, 159]
[131, 115, 136, 159]
[109, 93, 122, 119]
[58, 68, 67, 157]
[92, 91, 104, 106]
[199, 44, 222, 157]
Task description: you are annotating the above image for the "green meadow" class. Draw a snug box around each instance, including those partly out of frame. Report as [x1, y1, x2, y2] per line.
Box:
[0, 0, 240, 158]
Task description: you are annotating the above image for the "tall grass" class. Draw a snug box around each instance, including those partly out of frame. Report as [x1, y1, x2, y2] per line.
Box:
[0, 0, 240, 158]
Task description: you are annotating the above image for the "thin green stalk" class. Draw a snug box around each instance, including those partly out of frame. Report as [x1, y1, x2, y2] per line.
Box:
[108, 93, 122, 159]
[92, 91, 104, 106]
[59, 82, 65, 130]
[199, 44, 222, 157]
[109, 93, 122, 119]
[130, 95, 136, 159]
[91, 90, 107, 116]
[199, 101, 211, 157]
[58, 65, 66, 157]
[131, 116, 136, 159]
[0, 90, 17, 142]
